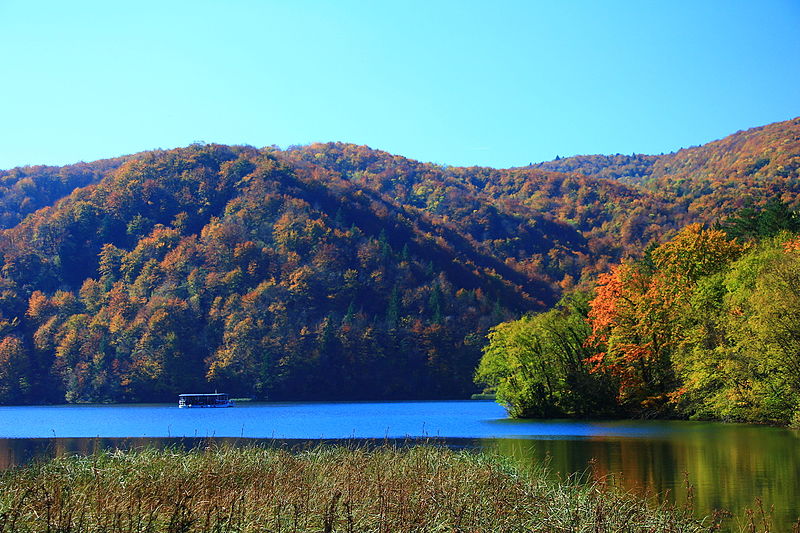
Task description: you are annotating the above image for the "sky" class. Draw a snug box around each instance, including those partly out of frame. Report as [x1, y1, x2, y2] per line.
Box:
[1, 0, 799, 170]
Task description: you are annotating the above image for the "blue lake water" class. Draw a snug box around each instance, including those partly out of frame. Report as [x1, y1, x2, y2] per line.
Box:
[1, 400, 669, 439]
[1, 400, 799, 530]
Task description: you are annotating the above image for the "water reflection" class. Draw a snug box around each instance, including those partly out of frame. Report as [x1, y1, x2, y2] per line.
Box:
[0, 437, 216, 470]
[0, 436, 481, 471]
[484, 426, 800, 531]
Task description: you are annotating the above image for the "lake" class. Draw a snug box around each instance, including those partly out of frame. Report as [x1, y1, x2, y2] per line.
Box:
[1, 400, 798, 530]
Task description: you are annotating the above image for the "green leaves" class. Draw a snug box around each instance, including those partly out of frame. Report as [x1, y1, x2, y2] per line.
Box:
[475, 292, 614, 418]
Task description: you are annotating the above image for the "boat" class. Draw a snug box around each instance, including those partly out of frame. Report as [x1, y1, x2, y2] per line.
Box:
[178, 393, 234, 408]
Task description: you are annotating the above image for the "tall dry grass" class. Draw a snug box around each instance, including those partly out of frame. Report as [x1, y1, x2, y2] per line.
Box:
[0, 444, 719, 532]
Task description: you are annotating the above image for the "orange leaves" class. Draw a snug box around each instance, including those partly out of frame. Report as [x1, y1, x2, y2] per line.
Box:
[287, 265, 313, 295]
[587, 266, 627, 345]
[783, 236, 800, 253]
[26, 290, 51, 322]
[588, 265, 675, 402]
[586, 224, 746, 407]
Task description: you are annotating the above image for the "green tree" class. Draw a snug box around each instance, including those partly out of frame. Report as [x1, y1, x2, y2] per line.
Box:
[669, 233, 800, 425]
[0, 335, 30, 403]
[476, 292, 613, 418]
[720, 198, 800, 241]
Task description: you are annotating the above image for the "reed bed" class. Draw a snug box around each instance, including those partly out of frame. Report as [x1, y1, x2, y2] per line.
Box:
[0, 444, 717, 532]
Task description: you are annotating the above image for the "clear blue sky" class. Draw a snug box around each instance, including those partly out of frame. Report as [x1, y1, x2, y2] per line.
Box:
[1, 0, 799, 170]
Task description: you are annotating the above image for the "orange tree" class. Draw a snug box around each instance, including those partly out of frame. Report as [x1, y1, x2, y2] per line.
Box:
[587, 224, 743, 414]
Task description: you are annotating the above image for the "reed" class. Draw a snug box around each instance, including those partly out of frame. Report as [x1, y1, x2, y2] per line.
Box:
[0, 444, 718, 532]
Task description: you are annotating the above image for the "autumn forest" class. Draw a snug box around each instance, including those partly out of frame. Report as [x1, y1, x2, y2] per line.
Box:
[0, 118, 799, 425]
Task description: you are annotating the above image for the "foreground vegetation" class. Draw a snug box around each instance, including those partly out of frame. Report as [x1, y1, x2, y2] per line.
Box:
[0, 445, 719, 532]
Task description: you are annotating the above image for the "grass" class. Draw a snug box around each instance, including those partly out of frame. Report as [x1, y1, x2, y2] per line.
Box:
[0, 444, 722, 532]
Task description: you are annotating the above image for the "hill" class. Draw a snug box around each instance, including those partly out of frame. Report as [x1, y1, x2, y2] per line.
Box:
[531, 117, 800, 221]
[0, 117, 798, 404]
[642, 117, 800, 218]
[0, 145, 573, 403]
[281, 143, 675, 279]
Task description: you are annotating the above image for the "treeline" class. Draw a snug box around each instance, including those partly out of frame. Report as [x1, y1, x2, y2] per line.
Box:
[287, 116, 800, 282]
[476, 202, 800, 426]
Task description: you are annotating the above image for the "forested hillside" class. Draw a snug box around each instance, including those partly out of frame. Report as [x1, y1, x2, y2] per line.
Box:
[0, 117, 798, 405]
[0, 145, 556, 403]
[284, 143, 675, 278]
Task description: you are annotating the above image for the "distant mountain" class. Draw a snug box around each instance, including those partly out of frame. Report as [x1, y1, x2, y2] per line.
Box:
[282, 143, 675, 278]
[531, 117, 800, 221]
[0, 117, 797, 404]
[531, 153, 659, 182]
[641, 117, 800, 218]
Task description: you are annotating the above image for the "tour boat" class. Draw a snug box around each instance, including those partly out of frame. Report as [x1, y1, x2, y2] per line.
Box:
[178, 393, 234, 408]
